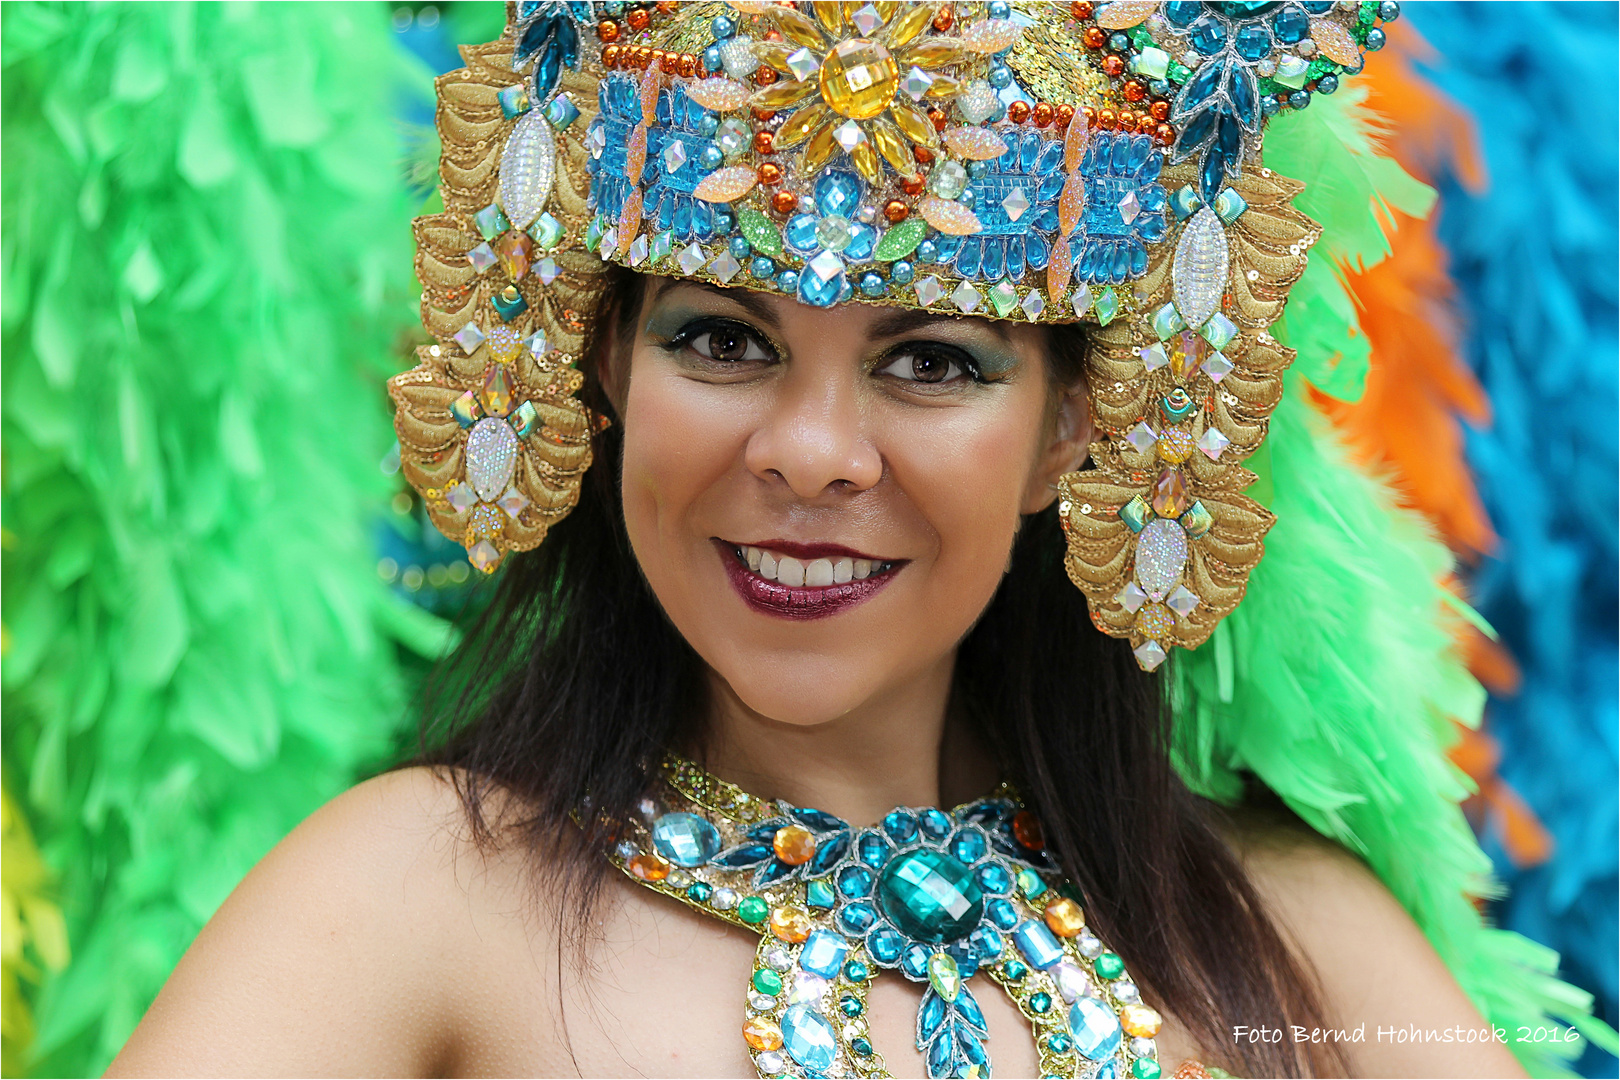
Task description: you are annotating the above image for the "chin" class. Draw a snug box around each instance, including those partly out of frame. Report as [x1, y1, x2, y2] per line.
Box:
[708, 648, 894, 728]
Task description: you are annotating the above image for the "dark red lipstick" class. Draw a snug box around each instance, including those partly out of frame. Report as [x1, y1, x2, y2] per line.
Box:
[715, 539, 902, 621]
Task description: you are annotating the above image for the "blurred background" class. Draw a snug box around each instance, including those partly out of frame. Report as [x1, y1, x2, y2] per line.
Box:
[1, 2, 1614, 1076]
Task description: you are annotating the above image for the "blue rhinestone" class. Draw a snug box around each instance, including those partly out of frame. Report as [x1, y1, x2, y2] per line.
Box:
[838, 901, 878, 935]
[1272, 6, 1309, 42]
[1012, 920, 1064, 970]
[786, 214, 820, 252]
[881, 810, 918, 843]
[798, 930, 851, 979]
[710, 15, 735, 38]
[1188, 17, 1226, 55]
[780, 1004, 837, 1072]
[1164, 0, 1200, 26]
[699, 144, 724, 170]
[845, 223, 877, 261]
[988, 0, 1010, 16]
[775, 269, 799, 293]
[915, 239, 939, 263]
[750, 256, 776, 279]
[989, 64, 1013, 89]
[851, 1037, 873, 1057]
[859, 272, 885, 297]
[1365, 27, 1386, 50]
[889, 259, 915, 284]
[901, 944, 931, 979]
[949, 829, 988, 864]
[813, 170, 862, 217]
[858, 832, 891, 868]
[987, 898, 1019, 930]
[729, 236, 751, 259]
[696, 112, 719, 136]
[877, 848, 983, 944]
[651, 812, 723, 867]
[702, 45, 722, 72]
[1002, 959, 1028, 981]
[837, 864, 875, 898]
[686, 881, 712, 903]
[976, 863, 1013, 896]
[492, 288, 528, 321]
[919, 809, 952, 840]
[1046, 1033, 1073, 1054]
[969, 926, 1004, 960]
[842, 958, 871, 982]
[1234, 24, 1271, 60]
[1069, 996, 1124, 1060]
[1030, 991, 1052, 1014]
[868, 926, 906, 964]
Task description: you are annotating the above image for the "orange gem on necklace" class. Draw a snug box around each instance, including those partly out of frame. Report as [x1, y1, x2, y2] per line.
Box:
[773, 823, 818, 865]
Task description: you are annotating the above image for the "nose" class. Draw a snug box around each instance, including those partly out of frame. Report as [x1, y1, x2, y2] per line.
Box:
[744, 363, 882, 499]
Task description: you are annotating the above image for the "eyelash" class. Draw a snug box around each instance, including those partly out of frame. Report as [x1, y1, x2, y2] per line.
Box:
[666, 319, 988, 386]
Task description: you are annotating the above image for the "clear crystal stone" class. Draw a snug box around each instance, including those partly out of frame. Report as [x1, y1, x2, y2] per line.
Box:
[901, 65, 935, 101]
[600, 227, 619, 256]
[815, 214, 855, 252]
[1125, 422, 1159, 455]
[749, 991, 777, 1011]
[446, 482, 478, 513]
[1020, 290, 1046, 320]
[1166, 585, 1199, 615]
[789, 972, 829, 1005]
[1116, 581, 1149, 613]
[717, 118, 751, 157]
[627, 233, 650, 266]
[756, 1051, 785, 1075]
[914, 276, 944, 306]
[1197, 426, 1230, 460]
[712, 887, 738, 911]
[1133, 641, 1167, 670]
[833, 120, 866, 150]
[497, 487, 530, 519]
[467, 242, 497, 273]
[785, 46, 819, 81]
[1117, 189, 1141, 225]
[535, 257, 559, 285]
[808, 249, 845, 283]
[1071, 285, 1094, 317]
[466, 417, 519, 502]
[851, 2, 883, 34]
[929, 161, 968, 199]
[1139, 342, 1168, 371]
[711, 251, 743, 282]
[663, 140, 688, 174]
[1131, 1037, 1157, 1058]
[1001, 187, 1030, 222]
[951, 280, 982, 313]
[1203, 350, 1233, 381]
[1113, 980, 1141, 1003]
[1135, 518, 1188, 601]
[453, 322, 485, 354]
[586, 124, 606, 158]
[765, 946, 793, 971]
[678, 243, 707, 275]
[1054, 962, 1094, 1003]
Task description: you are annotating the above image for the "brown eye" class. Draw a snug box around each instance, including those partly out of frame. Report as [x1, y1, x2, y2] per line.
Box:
[879, 349, 969, 384]
[708, 326, 747, 361]
[687, 325, 771, 362]
[910, 355, 952, 382]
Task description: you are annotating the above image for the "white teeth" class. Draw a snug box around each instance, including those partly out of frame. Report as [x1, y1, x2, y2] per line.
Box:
[738, 545, 889, 586]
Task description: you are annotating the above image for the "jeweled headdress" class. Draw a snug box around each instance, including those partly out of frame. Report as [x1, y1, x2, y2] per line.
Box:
[391, 0, 1399, 670]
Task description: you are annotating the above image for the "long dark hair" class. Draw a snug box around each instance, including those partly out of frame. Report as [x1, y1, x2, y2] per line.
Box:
[417, 264, 1340, 1076]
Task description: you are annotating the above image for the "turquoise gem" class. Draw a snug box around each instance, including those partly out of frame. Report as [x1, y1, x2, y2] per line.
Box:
[1068, 996, 1124, 1060]
[686, 881, 712, 903]
[1002, 959, 1028, 981]
[497, 83, 532, 119]
[1046, 1032, 1074, 1054]
[840, 994, 864, 1017]
[1012, 919, 1064, 970]
[528, 212, 565, 249]
[1017, 868, 1047, 900]
[544, 92, 581, 130]
[450, 391, 480, 429]
[798, 930, 851, 979]
[1213, 188, 1248, 223]
[877, 849, 985, 945]
[806, 879, 835, 910]
[651, 812, 722, 868]
[1030, 991, 1052, 1014]
[780, 1004, 837, 1072]
[842, 959, 870, 982]
[1120, 495, 1151, 534]
[851, 1037, 874, 1057]
[1170, 185, 1203, 221]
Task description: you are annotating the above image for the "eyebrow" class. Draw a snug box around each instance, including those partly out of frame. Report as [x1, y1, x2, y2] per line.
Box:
[649, 278, 783, 329]
[865, 307, 1015, 344]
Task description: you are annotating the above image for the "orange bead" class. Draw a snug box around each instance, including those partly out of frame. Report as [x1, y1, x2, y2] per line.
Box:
[1055, 103, 1076, 127]
[655, 0, 677, 11]
[1070, 1, 1095, 18]
[899, 174, 925, 195]
[927, 108, 948, 132]
[1044, 897, 1086, 937]
[1083, 105, 1097, 125]
[1102, 53, 1125, 76]
[1154, 122, 1175, 146]
[933, 4, 954, 30]
[884, 199, 909, 223]
[913, 145, 934, 164]
[649, 49, 665, 70]
[627, 852, 670, 882]
[1007, 100, 1031, 124]
[662, 51, 681, 74]
[1123, 79, 1146, 102]
[1150, 100, 1170, 122]
[1082, 26, 1106, 49]
[602, 44, 621, 68]
[769, 904, 813, 944]
[1116, 109, 1136, 130]
[752, 107, 777, 122]
[759, 162, 783, 185]
[771, 189, 798, 214]
[773, 824, 817, 865]
[1096, 108, 1116, 130]
[1012, 810, 1045, 850]
[626, 7, 650, 30]
[755, 65, 777, 86]
[744, 1016, 784, 1052]
[596, 19, 620, 41]
[1032, 102, 1055, 127]
[753, 130, 775, 154]
[678, 53, 697, 78]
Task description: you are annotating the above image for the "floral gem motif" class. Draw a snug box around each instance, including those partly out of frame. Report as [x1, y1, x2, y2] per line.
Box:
[783, 170, 878, 307]
[511, 1, 589, 105]
[750, 3, 961, 186]
[709, 806, 854, 887]
[588, 77, 728, 243]
[937, 130, 1066, 283]
[1073, 133, 1167, 285]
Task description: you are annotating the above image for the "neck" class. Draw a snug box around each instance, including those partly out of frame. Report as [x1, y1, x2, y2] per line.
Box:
[697, 650, 1000, 825]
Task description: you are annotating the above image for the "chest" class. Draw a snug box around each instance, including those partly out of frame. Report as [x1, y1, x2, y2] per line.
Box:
[448, 875, 1201, 1078]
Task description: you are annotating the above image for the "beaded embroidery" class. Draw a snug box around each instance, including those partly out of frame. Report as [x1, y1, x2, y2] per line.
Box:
[613, 758, 1170, 1079]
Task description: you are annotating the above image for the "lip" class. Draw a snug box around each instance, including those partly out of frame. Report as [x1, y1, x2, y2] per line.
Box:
[715, 539, 903, 621]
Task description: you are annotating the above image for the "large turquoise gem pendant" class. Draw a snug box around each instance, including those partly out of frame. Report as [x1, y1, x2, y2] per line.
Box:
[611, 759, 1168, 1080]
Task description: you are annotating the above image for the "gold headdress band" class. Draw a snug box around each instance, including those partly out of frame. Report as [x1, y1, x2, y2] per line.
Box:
[392, 1, 1393, 670]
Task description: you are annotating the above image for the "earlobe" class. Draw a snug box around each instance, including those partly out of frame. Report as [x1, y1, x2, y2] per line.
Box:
[1022, 386, 1093, 514]
[595, 322, 630, 418]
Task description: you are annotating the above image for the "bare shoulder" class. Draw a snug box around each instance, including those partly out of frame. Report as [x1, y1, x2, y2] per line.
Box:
[1226, 816, 1527, 1078]
[108, 767, 550, 1078]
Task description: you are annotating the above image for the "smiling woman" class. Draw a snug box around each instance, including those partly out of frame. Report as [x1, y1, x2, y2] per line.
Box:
[104, 3, 1576, 1078]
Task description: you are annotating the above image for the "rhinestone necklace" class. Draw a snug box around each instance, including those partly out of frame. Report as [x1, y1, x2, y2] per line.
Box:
[609, 757, 1170, 1080]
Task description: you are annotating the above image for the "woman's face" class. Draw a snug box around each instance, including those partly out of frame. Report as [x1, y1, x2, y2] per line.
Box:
[611, 278, 1089, 727]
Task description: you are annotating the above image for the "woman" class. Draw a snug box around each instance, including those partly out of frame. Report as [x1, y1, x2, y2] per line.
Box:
[112, 3, 1543, 1076]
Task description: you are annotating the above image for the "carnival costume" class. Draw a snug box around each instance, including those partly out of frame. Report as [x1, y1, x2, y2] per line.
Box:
[388, 3, 1610, 1076]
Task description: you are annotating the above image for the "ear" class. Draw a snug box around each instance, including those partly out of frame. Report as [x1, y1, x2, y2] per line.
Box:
[593, 308, 632, 419]
[1021, 380, 1093, 515]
